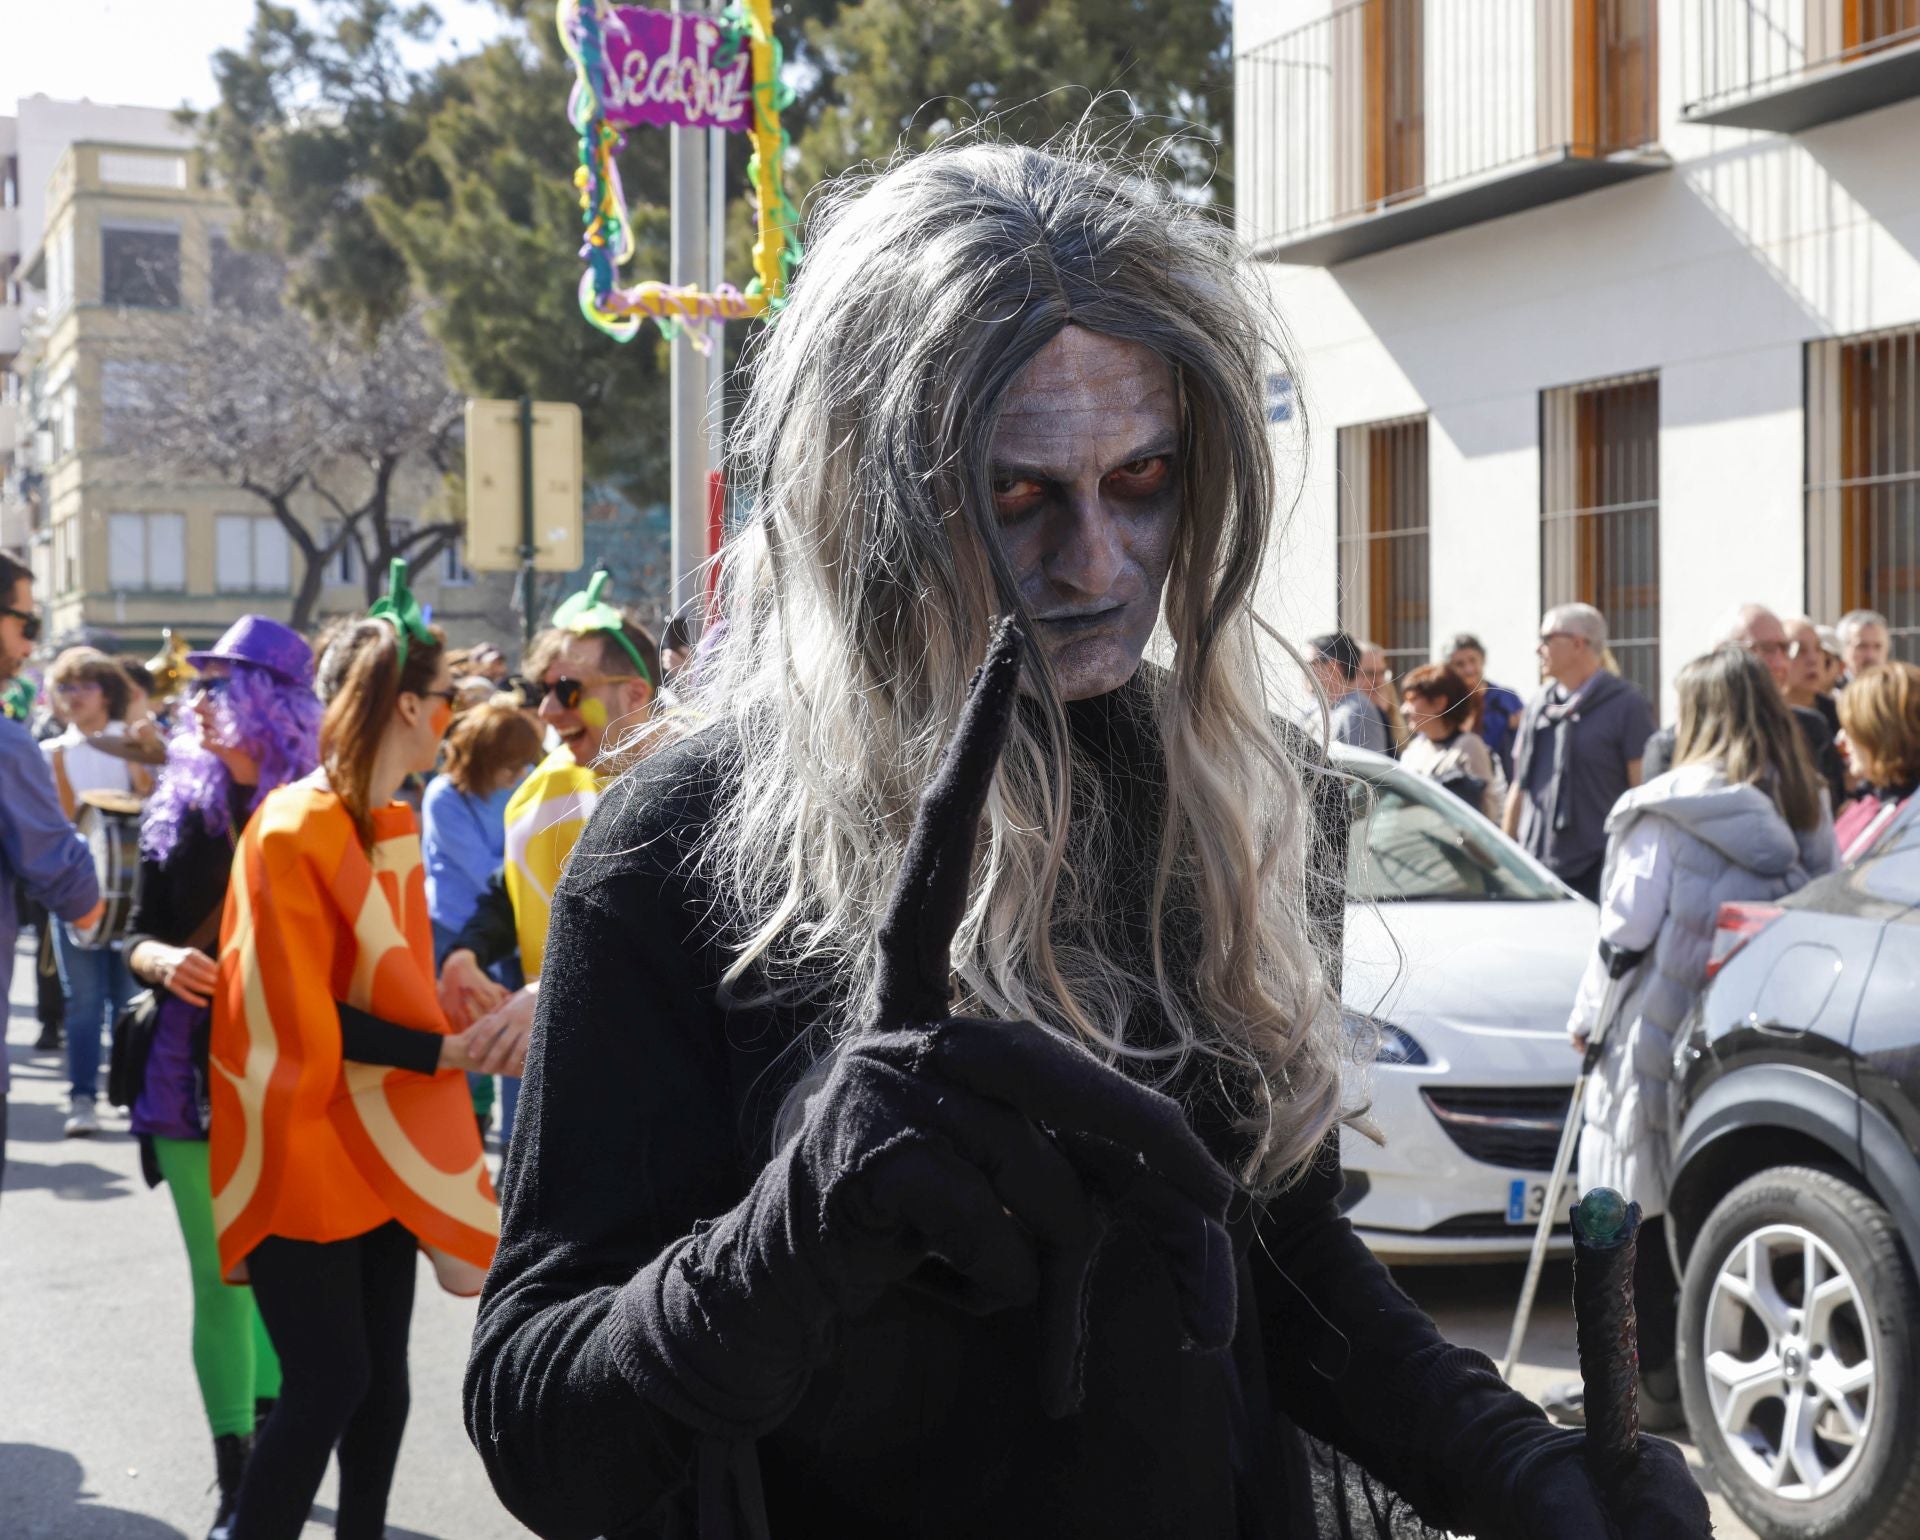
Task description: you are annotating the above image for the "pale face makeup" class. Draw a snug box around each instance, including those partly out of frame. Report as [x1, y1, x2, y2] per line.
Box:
[987, 327, 1181, 703]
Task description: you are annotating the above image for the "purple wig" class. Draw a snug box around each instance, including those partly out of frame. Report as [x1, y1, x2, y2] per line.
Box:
[141, 661, 323, 863]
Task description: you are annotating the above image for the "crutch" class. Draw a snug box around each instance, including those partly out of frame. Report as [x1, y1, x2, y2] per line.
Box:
[1500, 942, 1645, 1381]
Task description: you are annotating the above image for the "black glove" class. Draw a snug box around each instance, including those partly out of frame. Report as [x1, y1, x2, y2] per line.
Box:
[611, 619, 1237, 1437]
[1500, 1426, 1713, 1538]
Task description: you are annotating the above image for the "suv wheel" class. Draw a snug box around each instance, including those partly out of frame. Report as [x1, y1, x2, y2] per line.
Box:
[1678, 1166, 1920, 1540]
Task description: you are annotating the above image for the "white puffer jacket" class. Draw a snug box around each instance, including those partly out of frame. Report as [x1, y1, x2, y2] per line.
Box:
[1571, 762, 1836, 1214]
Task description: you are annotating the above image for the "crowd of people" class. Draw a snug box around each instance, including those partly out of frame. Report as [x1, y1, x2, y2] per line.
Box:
[0, 547, 676, 1538]
[19, 139, 1916, 1539]
[1308, 600, 1916, 1438]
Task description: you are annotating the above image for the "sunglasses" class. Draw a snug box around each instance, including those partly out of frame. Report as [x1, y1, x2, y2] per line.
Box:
[186, 676, 231, 703]
[2, 605, 40, 642]
[537, 675, 638, 710]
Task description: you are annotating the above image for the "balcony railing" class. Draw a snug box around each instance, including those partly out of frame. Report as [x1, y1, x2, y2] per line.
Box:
[1237, 0, 1667, 266]
[1681, 0, 1920, 131]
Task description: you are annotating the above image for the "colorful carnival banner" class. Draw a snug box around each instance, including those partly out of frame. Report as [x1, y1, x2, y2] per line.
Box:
[594, 8, 755, 132]
[558, 0, 800, 348]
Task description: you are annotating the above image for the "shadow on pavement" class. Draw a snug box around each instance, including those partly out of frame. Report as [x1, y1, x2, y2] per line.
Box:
[0, 1445, 189, 1539]
[1, 1155, 132, 1201]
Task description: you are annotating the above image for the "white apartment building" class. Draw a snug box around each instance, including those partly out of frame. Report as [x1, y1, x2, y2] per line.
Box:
[1, 96, 192, 550]
[1236, 0, 1920, 715]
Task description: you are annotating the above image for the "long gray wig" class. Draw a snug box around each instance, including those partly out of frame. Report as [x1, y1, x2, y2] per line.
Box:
[661, 138, 1349, 1193]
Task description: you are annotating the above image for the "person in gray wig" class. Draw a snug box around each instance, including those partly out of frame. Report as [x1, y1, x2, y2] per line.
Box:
[466, 140, 1708, 1539]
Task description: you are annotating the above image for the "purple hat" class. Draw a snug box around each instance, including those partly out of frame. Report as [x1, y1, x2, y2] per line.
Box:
[187, 615, 314, 688]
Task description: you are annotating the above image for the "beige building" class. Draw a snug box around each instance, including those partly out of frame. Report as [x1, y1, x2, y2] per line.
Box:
[7, 136, 516, 659]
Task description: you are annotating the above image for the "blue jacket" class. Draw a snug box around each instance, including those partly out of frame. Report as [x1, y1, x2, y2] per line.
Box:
[1, 713, 100, 1093]
[421, 775, 513, 941]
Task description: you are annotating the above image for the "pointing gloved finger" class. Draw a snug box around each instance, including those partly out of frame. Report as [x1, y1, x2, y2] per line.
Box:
[868, 618, 1026, 1031]
[906, 1020, 1235, 1220]
[858, 1141, 1042, 1315]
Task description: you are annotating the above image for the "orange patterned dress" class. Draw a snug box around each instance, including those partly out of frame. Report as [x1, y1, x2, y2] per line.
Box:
[210, 775, 499, 1292]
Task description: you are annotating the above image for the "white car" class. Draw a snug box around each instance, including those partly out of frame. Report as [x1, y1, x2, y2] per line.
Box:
[1332, 747, 1596, 1263]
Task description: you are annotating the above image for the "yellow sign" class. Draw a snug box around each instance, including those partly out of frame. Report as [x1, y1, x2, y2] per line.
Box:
[464, 399, 585, 573]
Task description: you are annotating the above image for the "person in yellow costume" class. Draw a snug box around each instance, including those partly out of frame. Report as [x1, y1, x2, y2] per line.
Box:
[211, 561, 522, 1540]
[437, 570, 663, 1041]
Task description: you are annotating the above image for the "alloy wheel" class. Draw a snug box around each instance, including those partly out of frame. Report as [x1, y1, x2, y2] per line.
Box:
[1703, 1223, 1876, 1501]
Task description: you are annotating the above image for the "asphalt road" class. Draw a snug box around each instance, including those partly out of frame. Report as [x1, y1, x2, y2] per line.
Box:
[2, 939, 1753, 1538]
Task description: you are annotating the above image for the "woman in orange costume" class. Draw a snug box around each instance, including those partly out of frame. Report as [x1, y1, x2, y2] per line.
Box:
[210, 563, 515, 1540]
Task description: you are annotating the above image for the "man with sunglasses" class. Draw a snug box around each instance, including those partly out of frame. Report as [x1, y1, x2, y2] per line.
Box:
[438, 572, 663, 1042]
[0, 553, 105, 1191]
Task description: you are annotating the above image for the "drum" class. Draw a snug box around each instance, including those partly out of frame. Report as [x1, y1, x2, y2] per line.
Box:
[66, 789, 145, 951]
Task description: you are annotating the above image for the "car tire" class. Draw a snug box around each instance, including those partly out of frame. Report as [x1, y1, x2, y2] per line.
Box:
[1677, 1166, 1920, 1540]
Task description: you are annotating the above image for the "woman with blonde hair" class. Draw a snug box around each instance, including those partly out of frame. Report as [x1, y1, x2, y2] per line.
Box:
[468, 142, 1705, 1538]
[211, 564, 511, 1539]
[1834, 660, 1920, 859]
[1545, 647, 1836, 1434]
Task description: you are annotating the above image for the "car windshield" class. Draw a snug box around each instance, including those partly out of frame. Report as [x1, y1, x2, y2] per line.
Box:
[1346, 770, 1565, 903]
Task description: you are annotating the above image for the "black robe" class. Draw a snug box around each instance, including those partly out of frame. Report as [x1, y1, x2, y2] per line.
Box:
[466, 683, 1549, 1539]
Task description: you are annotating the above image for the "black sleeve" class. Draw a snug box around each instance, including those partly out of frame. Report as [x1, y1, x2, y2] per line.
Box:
[465, 852, 745, 1540]
[338, 1003, 444, 1075]
[1254, 1140, 1557, 1533]
[444, 868, 517, 969]
[121, 851, 176, 978]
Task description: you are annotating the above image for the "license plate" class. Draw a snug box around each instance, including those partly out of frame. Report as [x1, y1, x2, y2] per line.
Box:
[1508, 1178, 1549, 1225]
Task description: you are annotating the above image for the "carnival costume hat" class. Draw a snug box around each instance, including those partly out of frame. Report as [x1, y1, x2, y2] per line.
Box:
[552, 567, 652, 685]
[187, 614, 315, 689]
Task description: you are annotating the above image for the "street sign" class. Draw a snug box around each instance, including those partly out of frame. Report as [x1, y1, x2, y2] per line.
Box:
[464, 398, 585, 573]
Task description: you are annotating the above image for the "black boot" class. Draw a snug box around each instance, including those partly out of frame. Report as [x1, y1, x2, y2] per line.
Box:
[208, 1432, 249, 1540]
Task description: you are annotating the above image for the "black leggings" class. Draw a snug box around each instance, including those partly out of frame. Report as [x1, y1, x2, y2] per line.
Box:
[233, 1220, 418, 1540]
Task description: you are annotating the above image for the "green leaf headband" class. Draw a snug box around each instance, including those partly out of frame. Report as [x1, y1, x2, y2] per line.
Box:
[367, 558, 436, 673]
[552, 568, 653, 686]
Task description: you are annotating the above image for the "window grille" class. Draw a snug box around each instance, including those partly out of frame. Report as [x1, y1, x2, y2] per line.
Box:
[1541, 371, 1660, 702]
[1807, 325, 1920, 661]
[1338, 414, 1431, 680]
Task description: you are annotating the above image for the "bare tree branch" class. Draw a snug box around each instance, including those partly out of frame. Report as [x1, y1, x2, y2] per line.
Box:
[116, 294, 465, 629]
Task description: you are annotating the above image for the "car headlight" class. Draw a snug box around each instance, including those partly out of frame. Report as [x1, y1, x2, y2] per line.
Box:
[1344, 1011, 1431, 1066]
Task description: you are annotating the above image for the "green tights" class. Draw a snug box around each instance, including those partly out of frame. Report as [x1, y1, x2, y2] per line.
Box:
[152, 1136, 283, 1438]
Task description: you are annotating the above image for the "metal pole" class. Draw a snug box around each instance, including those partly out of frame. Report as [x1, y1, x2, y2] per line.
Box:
[669, 0, 712, 618]
[707, 116, 726, 494]
[517, 394, 536, 645]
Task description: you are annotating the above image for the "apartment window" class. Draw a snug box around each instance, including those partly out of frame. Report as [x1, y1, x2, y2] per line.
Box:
[215, 515, 291, 593]
[210, 233, 281, 316]
[1333, 0, 1424, 219]
[100, 360, 178, 450]
[2, 155, 17, 209]
[1337, 415, 1430, 679]
[1807, 326, 1920, 661]
[46, 370, 78, 461]
[47, 226, 74, 318]
[107, 512, 187, 592]
[102, 224, 181, 309]
[441, 535, 474, 588]
[1541, 372, 1660, 703]
[1846, 0, 1920, 57]
[325, 521, 362, 587]
[58, 520, 76, 594]
[1572, 0, 1658, 156]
